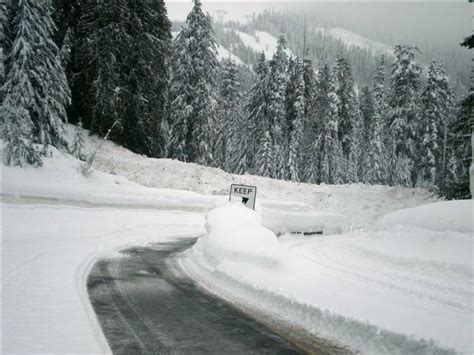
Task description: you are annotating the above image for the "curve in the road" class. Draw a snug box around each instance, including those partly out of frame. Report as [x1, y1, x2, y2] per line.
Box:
[87, 238, 303, 354]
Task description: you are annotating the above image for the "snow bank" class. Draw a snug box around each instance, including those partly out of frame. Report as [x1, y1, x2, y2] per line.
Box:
[90, 130, 437, 228]
[197, 203, 283, 266]
[376, 200, 473, 233]
[261, 208, 343, 235]
[182, 204, 473, 354]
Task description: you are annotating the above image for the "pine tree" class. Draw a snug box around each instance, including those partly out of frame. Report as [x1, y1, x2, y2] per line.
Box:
[301, 60, 320, 184]
[0, 0, 10, 98]
[387, 45, 421, 186]
[246, 52, 269, 174]
[267, 35, 288, 179]
[71, 119, 86, 161]
[418, 62, 454, 188]
[122, 0, 172, 157]
[364, 55, 389, 184]
[287, 58, 305, 182]
[1, 0, 71, 167]
[166, 0, 219, 166]
[317, 62, 344, 184]
[75, 0, 171, 157]
[333, 54, 358, 160]
[219, 59, 246, 173]
[166, 29, 193, 161]
[442, 66, 472, 199]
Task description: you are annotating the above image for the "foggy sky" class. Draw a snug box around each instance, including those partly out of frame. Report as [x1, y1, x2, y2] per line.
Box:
[165, 1, 472, 49]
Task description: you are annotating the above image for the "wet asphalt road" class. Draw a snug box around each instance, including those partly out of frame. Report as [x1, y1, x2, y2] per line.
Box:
[87, 238, 303, 354]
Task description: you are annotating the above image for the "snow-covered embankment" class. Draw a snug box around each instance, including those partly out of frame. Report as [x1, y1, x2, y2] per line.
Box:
[180, 201, 473, 354]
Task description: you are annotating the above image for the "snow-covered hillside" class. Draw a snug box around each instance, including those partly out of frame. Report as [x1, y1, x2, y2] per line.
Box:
[2, 129, 470, 354]
[233, 30, 293, 59]
[315, 27, 393, 56]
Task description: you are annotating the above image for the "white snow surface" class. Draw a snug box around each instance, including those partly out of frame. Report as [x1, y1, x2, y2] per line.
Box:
[376, 200, 473, 233]
[3, 128, 465, 354]
[234, 30, 293, 59]
[91, 131, 436, 229]
[215, 43, 245, 66]
[182, 203, 473, 355]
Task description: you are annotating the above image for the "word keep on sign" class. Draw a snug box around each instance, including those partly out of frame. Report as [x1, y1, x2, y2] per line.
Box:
[229, 184, 257, 210]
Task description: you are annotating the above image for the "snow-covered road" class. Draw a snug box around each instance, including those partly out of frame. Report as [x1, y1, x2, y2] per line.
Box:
[1, 202, 204, 354]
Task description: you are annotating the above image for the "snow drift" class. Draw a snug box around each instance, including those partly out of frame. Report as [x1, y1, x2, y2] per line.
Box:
[376, 200, 473, 233]
[181, 203, 473, 354]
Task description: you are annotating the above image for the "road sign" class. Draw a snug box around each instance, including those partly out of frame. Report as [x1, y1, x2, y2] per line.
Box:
[229, 184, 257, 210]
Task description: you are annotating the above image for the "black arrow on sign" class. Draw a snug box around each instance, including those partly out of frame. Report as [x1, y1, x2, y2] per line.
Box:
[241, 197, 249, 205]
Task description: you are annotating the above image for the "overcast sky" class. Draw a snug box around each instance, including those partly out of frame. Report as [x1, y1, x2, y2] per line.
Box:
[165, 1, 471, 48]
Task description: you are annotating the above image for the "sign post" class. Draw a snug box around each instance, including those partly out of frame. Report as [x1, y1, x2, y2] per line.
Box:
[229, 184, 257, 210]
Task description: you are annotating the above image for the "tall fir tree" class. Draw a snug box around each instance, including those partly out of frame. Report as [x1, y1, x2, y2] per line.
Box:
[267, 35, 288, 179]
[300, 59, 318, 183]
[166, 29, 193, 161]
[317, 62, 344, 184]
[442, 66, 472, 199]
[1, 0, 70, 167]
[75, 0, 171, 157]
[219, 59, 246, 173]
[333, 54, 358, 160]
[166, 0, 219, 165]
[418, 62, 455, 188]
[287, 58, 306, 181]
[387, 45, 422, 186]
[363, 56, 388, 184]
[0, 0, 10, 99]
[246, 52, 269, 174]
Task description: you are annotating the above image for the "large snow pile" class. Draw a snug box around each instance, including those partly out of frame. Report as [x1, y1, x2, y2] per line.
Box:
[181, 203, 473, 354]
[376, 200, 473, 233]
[196, 203, 283, 266]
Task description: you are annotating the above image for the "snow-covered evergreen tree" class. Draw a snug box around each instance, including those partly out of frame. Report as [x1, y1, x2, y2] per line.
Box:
[76, 0, 171, 157]
[418, 62, 454, 188]
[1, 0, 70, 167]
[167, 0, 219, 165]
[166, 29, 192, 161]
[70, 119, 86, 161]
[301, 60, 319, 183]
[333, 54, 358, 160]
[246, 52, 269, 174]
[219, 59, 246, 173]
[267, 35, 289, 179]
[387, 45, 421, 186]
[287, 58, 305, 182]
[0, 0, 10, 98]
[363, 56, 388, 185]
[317, 62, 344, 184]
[442, 66, 472, 199]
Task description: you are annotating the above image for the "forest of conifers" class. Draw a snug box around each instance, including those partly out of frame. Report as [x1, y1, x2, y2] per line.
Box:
[0, 0, 471, 199]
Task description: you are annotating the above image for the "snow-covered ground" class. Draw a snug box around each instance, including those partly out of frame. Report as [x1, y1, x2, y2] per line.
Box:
[181, 202, 473, 355]
[1, 204, 204, 354]
[91, 133, 436, 229]
[233, 30, 293, 59]
[2, 129, 469, 354]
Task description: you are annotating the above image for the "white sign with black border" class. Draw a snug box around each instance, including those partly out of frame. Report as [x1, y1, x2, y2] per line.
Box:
[229, 184, 257, 210]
